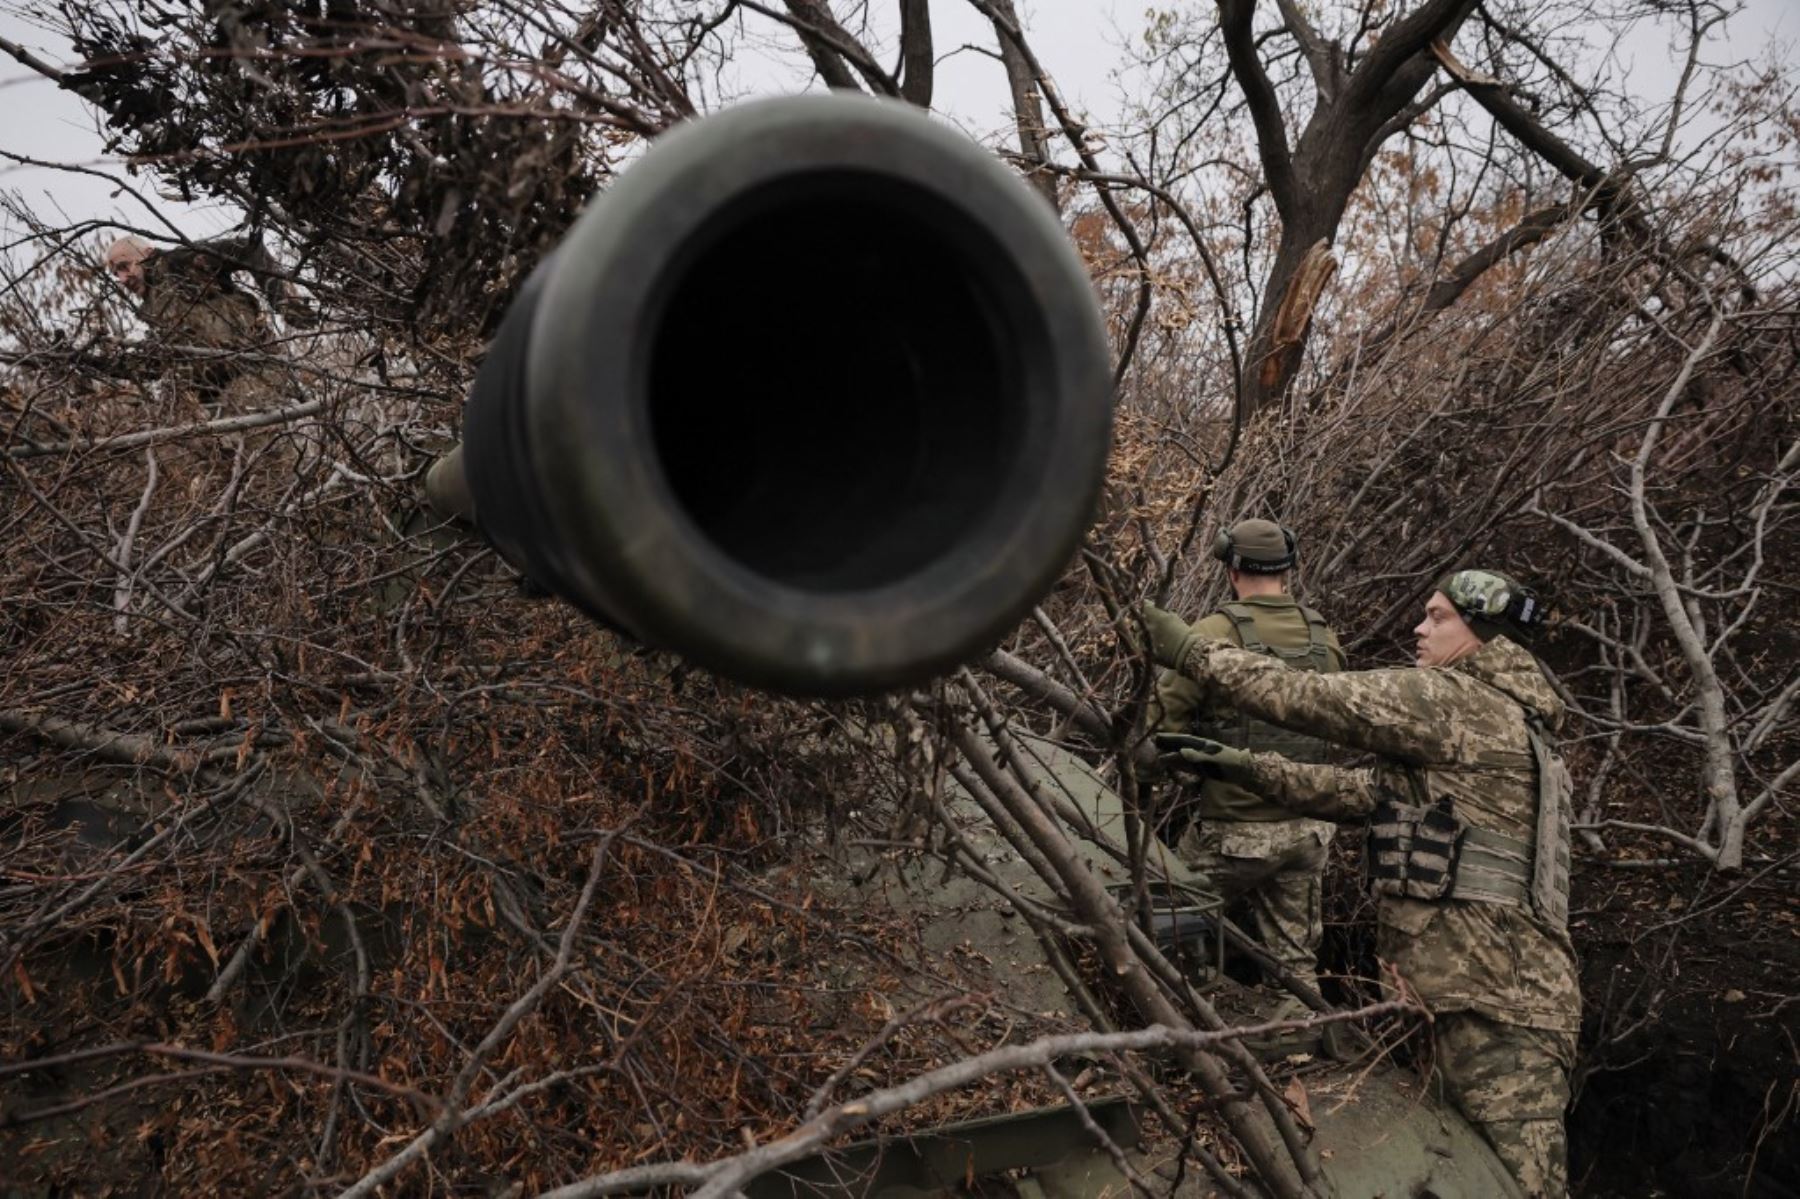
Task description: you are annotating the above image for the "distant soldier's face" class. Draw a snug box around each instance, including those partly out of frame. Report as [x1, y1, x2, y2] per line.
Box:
[105, 241, 151, 295]
[1413, 591, 1483, 668]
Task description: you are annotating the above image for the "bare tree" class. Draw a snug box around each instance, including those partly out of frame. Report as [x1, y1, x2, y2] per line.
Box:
[1121, 0, 1753, 415]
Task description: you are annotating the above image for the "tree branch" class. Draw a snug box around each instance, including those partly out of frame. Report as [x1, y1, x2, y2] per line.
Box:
[897, 0, 934, 109]
[1431, 39, 1623, 207]
[1218, 0, 1297, 210]
[1625, 310, 1743, 866]
[1364, 200, 1578, 354]
[0, 32, 65, 82]
[759, 0, 898, 95]
[6, 397, 329, 459]
[542, 1001, 1412, 1199]
[1345, 0, 1476, 113]
[1272, 0, 1336, 98]
[333, 835, 615, 1198]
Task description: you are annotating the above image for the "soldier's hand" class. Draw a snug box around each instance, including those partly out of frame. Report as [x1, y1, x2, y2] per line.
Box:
[1140, 601, 1198, 670]
[1153, 733, 1254, 784]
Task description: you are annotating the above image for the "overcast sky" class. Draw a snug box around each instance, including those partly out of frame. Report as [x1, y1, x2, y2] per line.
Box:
[0, 0, 1792, 246]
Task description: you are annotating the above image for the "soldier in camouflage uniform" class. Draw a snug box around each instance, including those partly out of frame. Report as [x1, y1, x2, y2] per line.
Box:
[104, 234, 305, 406]
[1151, 519, 1345, 1017]
[1144, 570, 1579, 1199]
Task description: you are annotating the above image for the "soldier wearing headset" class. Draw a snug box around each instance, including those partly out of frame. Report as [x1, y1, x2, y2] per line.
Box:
[1151, 518, 1346, 1043]
[1145, 568, 1577, 1197]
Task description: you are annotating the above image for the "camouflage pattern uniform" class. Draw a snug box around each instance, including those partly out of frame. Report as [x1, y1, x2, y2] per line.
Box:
[1171, 633, 1580, 1198]
[138, 235, 284, 406]
[1154, 596, 1345, 998]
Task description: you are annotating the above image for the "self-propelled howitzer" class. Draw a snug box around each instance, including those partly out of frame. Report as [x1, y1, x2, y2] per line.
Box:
[426, 95, 1113, 697]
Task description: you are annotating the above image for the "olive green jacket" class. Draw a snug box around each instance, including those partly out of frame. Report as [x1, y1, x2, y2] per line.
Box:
[1153, 594, 1345, 822]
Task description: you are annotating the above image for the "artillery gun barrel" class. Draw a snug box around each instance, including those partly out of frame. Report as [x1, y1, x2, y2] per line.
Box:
[432, 95, 1112, 696]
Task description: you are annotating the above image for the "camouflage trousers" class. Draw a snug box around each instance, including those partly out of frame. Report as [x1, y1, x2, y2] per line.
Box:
[1431, 1011, 1576, 1198]
[1175, 817, 1333, 989]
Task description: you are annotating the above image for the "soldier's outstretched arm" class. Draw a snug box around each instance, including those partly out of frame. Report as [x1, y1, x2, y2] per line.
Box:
[1156, 734, 1378, 820]
[1245, 753, 1379, 821]
[1178, 641, 1464, 765]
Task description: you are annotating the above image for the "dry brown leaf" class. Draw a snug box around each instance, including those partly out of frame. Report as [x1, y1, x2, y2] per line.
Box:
[1284, 1077, 1313, 1129]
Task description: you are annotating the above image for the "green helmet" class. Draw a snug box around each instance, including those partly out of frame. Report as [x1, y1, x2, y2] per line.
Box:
[1212, 519, 1297, 574]
[1434, 569, 1546, 643]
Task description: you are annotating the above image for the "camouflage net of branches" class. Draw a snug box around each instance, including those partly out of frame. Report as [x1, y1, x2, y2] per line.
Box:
[0, 331, 1110, 1190]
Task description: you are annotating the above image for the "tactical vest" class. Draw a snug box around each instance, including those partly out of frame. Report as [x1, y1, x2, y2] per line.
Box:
[1367, 716, 1573, 931]
[1192, 602, 1337, 764]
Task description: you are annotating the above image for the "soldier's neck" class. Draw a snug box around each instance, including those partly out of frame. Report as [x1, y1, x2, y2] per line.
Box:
[1230, 576, 1288, 601]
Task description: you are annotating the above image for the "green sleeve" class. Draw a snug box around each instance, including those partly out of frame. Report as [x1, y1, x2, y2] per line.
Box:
[1151, 612, 1236, 734]
[1181, 642, 1465, 765]
[1153, 668, 1201, 735]
[1247, 754, 1379, 821]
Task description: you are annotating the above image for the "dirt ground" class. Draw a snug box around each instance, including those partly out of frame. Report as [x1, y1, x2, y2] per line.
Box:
[1565, 845, 1798, 1198]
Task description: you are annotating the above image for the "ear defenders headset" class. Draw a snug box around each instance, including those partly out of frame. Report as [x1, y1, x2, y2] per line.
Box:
[1211, 523, 1298, 574]
[1440, 569, 1547, 638]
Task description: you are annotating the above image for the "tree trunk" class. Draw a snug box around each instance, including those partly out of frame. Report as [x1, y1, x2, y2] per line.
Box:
[1219, 0, 1480, 415]
[986, 0, 1058, 211]
[1243, 235, 1339, 413]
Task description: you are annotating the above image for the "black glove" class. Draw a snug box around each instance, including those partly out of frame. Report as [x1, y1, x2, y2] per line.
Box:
[1153, 733, 1255, 784]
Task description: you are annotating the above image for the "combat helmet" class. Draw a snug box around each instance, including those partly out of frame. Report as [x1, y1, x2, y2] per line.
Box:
[1212, 518, 1297, 574]
[1434, 568, 1547, 643]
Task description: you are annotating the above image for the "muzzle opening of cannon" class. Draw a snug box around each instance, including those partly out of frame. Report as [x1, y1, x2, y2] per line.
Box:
[458, 96, 1112, 695]
[647, 171, 1028, 595]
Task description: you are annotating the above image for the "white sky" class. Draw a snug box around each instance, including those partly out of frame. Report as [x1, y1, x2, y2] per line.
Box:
[0, 0, 1792, 244]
